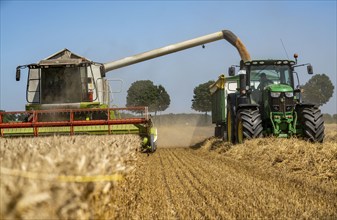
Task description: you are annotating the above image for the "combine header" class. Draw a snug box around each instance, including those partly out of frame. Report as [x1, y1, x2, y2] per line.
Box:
[1, 29, 273, 149]
[0, 107, 150, 136]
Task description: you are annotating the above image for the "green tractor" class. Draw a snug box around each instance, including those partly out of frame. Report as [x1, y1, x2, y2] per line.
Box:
[211, 55, 325, 143]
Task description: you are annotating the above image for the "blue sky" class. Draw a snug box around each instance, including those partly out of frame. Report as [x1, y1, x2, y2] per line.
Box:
[1, 1, 336, 114]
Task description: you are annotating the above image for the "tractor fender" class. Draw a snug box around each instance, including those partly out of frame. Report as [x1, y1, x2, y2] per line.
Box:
[295, 103, 316, 110]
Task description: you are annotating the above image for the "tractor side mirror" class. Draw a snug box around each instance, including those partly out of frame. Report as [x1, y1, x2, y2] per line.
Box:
[307, 64, 313, 74]
[16, 68, 21, 81]
[228, 66, 235, 76]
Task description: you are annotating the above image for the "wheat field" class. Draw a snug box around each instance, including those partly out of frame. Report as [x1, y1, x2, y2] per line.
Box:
[0, 135, 140, 219]
[0, 125, 336, 219]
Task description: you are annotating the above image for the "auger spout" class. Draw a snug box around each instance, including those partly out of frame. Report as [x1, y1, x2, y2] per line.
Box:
[102, 30, 251, 73]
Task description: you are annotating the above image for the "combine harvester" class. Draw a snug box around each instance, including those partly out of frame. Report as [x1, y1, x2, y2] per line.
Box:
[0, 30, 250, 152]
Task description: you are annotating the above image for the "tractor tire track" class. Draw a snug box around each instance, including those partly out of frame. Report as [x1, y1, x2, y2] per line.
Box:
[163, 149, 206, 218]
[165, 148, 221, 219]
[168, 148, 234, 219]
[171, 148, 262, 218]
[158, 151, 179, 219]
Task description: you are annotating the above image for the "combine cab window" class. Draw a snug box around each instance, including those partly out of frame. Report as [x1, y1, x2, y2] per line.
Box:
[27, 68, 41, 103]
[40, 67, 87, 104]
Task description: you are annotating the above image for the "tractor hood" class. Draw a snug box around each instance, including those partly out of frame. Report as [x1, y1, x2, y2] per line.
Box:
[266, 84, 293, 93]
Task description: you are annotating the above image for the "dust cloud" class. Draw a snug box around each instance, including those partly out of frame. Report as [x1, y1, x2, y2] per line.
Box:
[156, 125, 213, 147]
[153, 114, 214, 147]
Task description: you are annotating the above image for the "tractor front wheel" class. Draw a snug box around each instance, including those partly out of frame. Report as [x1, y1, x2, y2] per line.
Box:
[299, 107, 324, 143]
[236, 109, 263, 144]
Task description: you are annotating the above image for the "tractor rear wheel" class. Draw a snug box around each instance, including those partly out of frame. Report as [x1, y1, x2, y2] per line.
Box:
[236, 109, 263, 144]
[299, 107, 324, 142]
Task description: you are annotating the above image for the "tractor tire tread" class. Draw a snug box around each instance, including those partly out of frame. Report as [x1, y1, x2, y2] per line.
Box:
[239, 109, 263, 140]
[300, 107, 325, 143]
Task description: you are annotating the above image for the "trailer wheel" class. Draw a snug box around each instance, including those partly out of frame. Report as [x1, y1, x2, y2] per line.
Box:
[299, 107, 324, 143]
[222, 126, 227, 141]
[226, 104, 235, 144]
[236, 109, 263, 144]
[214, 126, 221, 138]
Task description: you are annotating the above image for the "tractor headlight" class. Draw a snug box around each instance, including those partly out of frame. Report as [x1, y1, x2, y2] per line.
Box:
[270, 92, 281, 98]
[286, 106, 293, 111]
[285, 92, 294, 98]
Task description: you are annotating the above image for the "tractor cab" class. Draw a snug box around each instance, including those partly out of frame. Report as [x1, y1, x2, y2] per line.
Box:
[219, 56, 323, 143]
[241, 60, 296, 103]
[243, 60, 298, 113]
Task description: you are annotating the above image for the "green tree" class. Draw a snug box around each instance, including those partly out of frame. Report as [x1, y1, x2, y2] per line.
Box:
[302, 74, 334, 106]
[126, 80, 170, 114]
[191, 80, 215, 114]
[0, 110, 28, 122]
[155, 85, 170, 115]
[0, 110, 5, 122]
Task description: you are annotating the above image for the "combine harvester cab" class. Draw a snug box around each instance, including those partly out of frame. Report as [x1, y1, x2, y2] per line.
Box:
[1, 49, 157, 152]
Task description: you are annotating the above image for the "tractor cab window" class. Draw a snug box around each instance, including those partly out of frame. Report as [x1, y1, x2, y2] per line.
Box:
[249, 65, 293, 90]
[249, 65, 293, 104]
